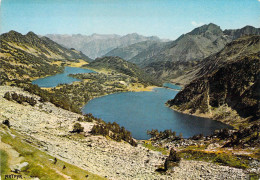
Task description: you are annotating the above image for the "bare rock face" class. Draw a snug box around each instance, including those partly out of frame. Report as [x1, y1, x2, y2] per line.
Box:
[224, 25, 260, 40]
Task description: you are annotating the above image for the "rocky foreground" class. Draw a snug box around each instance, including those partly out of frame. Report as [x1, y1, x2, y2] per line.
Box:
[0, 86, 253, 179]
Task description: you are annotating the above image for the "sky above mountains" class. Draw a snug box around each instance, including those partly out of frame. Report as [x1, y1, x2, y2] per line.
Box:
[1, 0, 259, 40]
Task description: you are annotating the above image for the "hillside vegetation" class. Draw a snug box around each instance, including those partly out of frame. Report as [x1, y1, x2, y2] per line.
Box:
[84, 56, 161, 86]
[0, 30, 91, 85]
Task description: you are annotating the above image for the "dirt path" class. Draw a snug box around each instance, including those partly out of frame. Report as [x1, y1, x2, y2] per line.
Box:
[51, 168, 73, 180]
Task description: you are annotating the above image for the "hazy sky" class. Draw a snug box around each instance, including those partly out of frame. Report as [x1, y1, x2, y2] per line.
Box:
[0, 0, 259, 40]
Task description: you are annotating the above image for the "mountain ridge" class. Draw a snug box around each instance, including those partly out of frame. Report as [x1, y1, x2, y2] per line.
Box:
[104, 40, 169, 61]
[0, 30, 91, 84]
[138, 24, 260, 81]
[84, 56, 160, 86]
[167, 35, 260, 126]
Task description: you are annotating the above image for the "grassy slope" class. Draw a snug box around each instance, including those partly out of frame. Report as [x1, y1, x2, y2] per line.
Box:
[0, 150, 9, 177]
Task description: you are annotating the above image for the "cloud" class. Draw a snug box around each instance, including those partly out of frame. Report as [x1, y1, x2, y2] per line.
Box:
[191, 21, 204, 27]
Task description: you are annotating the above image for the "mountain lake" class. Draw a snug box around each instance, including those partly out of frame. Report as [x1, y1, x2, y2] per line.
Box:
[32, 66, 96, 88]
[33, 66, 232, 139]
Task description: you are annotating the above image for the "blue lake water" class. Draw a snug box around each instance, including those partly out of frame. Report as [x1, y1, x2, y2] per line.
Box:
[163, 83, 182, 90]
[82, 88, 231, 140]
[32, 66, 96, 87]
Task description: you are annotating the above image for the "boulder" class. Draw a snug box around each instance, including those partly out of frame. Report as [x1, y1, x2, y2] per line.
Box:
[10, 162, 29, 173]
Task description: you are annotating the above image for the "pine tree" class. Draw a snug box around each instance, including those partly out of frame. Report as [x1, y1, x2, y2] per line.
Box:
[3, 92, 11, 100]
[72, 123, 84, 133]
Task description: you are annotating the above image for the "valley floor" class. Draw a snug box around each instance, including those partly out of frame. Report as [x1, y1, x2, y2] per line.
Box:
[0, 86, 256, 179]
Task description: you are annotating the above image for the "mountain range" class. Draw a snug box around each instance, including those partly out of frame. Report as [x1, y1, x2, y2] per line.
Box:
[104, 24, 260, 65]
[141, 24, 260, 80]
[45, 24, 260, 82]
[2, 24, 259, 125]
[45, 33, 163, 59]
[101, 24, 259, 80]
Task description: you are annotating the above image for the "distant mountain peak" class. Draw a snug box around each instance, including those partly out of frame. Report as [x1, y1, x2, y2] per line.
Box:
[0, 30, 24, 41]
[26, 31, 38, 37]
[188, 23, 223, 36]
[4, 30, 23, 37]
[123, 33, 143, 38]
[242, 25, 256, 29]
[90, 33, 120, 39]
[8, 30, 21, 35]
[127, 32, 139, 36]
[223, 25, 260, 39]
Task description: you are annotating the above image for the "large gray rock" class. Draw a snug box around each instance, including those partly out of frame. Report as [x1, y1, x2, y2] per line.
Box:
[10, 162, 29, 173]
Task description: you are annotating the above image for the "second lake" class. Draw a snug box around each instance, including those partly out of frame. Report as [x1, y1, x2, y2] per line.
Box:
[32, 66, 96, 88]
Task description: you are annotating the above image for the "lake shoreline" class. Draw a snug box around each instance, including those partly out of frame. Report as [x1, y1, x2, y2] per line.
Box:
[80, 85, 158, 111]
[82, 87, 231, 140]
[128, 85, 157, 92]
[168, 105, 235, 130]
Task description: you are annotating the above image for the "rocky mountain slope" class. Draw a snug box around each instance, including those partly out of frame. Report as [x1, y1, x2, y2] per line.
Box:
[224, 25, 260, 40]
[167, 35, 260, 126]
[0, 30, 91, 84]
[144, 23, 229, 65]
[0, 86, 255, 180]
[46, 33, 161, 59]
[145, 25, 260, 81]
[112, 24, 259, 81]
[143, 24, 259, 65]
[104, 40, 168, 61]
[144, 60, 198, 80]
